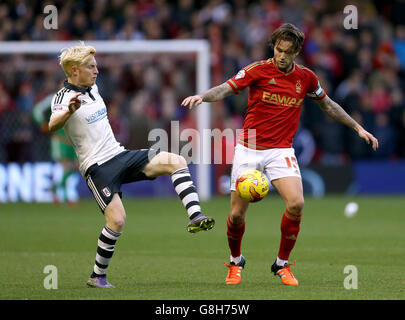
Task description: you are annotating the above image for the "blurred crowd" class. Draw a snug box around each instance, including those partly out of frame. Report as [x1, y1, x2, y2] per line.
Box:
[0, 0, 405, 165]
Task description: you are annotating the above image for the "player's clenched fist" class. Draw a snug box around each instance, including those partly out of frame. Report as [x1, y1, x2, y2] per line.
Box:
[68, 92, 82, 114]
[181, 95, 203, 110]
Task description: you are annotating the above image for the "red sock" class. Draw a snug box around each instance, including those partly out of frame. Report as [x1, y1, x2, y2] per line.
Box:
[277, 210, 301, 261]
[226, 214, 245, 258]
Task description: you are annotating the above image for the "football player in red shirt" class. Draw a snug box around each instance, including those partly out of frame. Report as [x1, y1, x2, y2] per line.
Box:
[181, 23, 378, 286]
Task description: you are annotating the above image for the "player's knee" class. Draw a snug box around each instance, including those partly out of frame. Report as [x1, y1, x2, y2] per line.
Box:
[166, 153, 187, 173]
[286, 198, 304, 216]
[110, 215, 126, 231]
[229, 207, 247, 224]
[106, 208, 126, 232]
[229, 214, 245, 225]
[156, 152, 187, 173]
[171, 153, 187, 169]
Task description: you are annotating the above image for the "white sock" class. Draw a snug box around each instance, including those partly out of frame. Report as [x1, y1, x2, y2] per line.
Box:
[276, 257, 288, 267]
[230, 255, 242, 265]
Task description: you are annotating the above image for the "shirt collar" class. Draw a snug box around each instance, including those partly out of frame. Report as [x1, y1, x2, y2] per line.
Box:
[63, 80, 95, 100]
[271, 57, 296, 76]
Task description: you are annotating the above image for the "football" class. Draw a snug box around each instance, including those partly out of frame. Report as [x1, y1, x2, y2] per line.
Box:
[236, 169, 269, 202]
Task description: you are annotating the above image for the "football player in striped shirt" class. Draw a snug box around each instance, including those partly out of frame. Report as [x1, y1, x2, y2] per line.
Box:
[49, 42, 215, 288]
[182, 23, 378, 286]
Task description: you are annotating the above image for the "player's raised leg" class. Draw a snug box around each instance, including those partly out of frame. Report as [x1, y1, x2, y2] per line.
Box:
[224, 191, 249, 285]
[270, 176, 304, 286]
[142, 151, 215, 233]
[87, 194, 126, 288]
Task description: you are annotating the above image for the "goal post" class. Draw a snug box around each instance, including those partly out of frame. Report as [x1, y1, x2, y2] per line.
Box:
[0, 40, 212, 200]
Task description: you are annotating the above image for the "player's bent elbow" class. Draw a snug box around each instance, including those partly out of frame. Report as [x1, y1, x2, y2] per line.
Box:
[48, 122, 56, 132]
[48, 121, 59, 132]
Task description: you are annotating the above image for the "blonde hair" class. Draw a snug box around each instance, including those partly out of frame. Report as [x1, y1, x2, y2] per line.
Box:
[59, 41, 96, 77]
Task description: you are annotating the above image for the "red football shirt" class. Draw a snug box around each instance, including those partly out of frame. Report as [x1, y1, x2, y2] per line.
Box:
[227, 58, 326, 149]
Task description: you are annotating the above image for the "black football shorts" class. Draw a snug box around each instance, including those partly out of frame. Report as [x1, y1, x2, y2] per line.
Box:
[85, 149, 158, 213]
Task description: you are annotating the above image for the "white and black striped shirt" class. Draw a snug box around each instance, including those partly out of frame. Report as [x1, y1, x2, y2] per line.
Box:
[50, 81, 125, 176]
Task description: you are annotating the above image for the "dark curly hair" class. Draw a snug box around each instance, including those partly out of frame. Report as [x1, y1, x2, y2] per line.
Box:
[270, 23, 305, 54]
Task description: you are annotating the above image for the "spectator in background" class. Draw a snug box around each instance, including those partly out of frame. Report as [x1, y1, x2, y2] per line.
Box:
[390, 88, 405, 129]
[127, 92, 154, 150]
[94, 56, 122, 100]
[397, 109, 405, 158]
[30, 15, 48, 40]
[363, 80, 392, 114]
[293, 126, 316, 167]
[174, 0, 194, 31]
[357, 47, 374, 75]
[373, 113, 397, 158]
[16, 82, 34, 112]
[108, 98, 130, 148]
[391, 0, 405, 28]
[105, 0, 126, 29]
[280, 0, 303, 29]
[338, 34, 359, 80]
[346, 111, 372, 159]
[319, 115, 346, 165]
[393, 25, 405, 70]
[359, 27, 377, 51]
[116, 22, 144, 40]
[0, 81, 14, 114]
[69, 11, 88, 39]
[334, 69, 365, 114]
[5, 112, 33, 163]
[95, 17, 116, 40]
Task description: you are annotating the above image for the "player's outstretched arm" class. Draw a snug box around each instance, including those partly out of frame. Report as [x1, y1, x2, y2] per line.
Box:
[181, 82, 234, 109]
[315, 95, 379, 151]
[49, 92, 82, 132]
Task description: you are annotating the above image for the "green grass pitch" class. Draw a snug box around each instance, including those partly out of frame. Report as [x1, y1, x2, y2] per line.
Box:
[0, 195, 404, 300]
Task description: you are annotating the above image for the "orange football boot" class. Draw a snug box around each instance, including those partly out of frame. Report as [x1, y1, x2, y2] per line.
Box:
[224, 256, 246, 285]
[271, 260, 299, 286]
